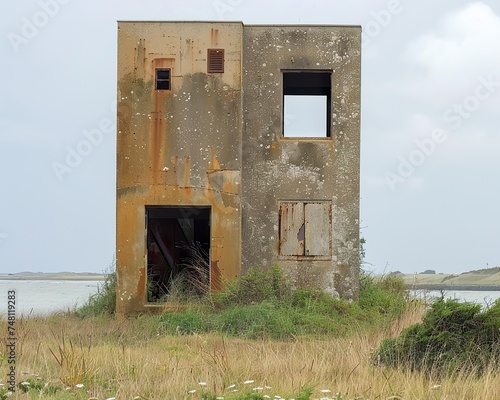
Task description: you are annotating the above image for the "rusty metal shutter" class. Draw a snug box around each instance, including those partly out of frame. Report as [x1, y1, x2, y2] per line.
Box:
[207, 49, 224, 73]
[279, 203, 305, 256]
[305, 203, 331, 256]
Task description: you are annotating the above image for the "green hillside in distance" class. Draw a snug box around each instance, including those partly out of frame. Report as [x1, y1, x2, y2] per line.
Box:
[394, 267, 500, 290]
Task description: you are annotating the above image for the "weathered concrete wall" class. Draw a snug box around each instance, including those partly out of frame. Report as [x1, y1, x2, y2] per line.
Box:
[241, 25, 361, 299]
[116, 22, 243, 315]
[117, 22, 361, 315]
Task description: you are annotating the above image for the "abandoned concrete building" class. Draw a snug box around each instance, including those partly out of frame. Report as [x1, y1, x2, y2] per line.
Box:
[116, 21, 361, 316]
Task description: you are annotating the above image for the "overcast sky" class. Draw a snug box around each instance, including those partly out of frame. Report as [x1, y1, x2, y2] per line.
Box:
[1, 0, 499, 275]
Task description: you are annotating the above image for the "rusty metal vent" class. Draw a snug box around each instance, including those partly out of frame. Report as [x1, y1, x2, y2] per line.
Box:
[207, 49, 224, 73]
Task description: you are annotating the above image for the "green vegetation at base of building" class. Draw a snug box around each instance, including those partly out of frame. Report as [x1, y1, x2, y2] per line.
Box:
[76, 266, 408, 340]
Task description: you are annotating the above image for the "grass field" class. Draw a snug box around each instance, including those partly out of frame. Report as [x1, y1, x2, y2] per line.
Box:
[1, 270, 499, 399]
[1, 306, 499, 399]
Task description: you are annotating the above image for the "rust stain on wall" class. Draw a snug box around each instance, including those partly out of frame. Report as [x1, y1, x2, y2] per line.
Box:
[151, 90, 165, 184]
[210, 260, 222, 291]
[211, 28, 219, 46]
[183, 156, 191, 187]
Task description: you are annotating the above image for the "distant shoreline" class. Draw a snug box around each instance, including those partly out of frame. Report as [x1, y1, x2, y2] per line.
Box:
[407, 284, 500, 291]
[2, 269, 500, 287]
[397, 269, 500, 290]
[406, 285, 500, 292]
[0, 272, 105, 281]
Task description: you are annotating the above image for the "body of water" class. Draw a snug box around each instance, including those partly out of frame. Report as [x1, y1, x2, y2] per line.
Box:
[411, 289, 500, 307]
[0, 280, 102, 316]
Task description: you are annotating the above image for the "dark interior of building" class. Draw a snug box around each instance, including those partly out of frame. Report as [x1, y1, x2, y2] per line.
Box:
[145, 206, 211, 301]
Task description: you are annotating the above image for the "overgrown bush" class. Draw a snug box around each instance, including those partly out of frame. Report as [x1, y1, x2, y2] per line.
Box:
[358, 273, 407, 316]
[375, 297, 500, 377]
[212, 266, 291, 307]
[76, 265, 116, 317]
[158, 268, 409, 339]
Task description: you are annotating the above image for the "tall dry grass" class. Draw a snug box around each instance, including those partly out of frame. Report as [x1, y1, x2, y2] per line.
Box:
[1, 301, 499, 399]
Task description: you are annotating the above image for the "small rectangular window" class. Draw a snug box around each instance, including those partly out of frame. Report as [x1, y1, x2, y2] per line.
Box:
[279, 202, 332, 258]
[283, 71, 331, 138]
[207, 49, 224, 73]
[156, 68, 171, 90]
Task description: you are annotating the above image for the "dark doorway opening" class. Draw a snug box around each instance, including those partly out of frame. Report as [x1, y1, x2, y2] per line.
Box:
[146, 206, 211, 302]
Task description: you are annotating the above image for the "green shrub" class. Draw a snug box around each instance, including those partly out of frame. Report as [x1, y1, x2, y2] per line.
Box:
[76, 265, 116, 317]
[291, 289, 351, 317]
[158, 268, 410, 340]
[212, 266, 291, 307]
[359, 273, 407, 316]
[375, 297, 500, 376]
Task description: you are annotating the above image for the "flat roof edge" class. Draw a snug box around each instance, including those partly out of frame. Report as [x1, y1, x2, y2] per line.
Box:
[116, 21, 361, 28]
[117, 20, 243, 23]
[246, 24, 361, 28]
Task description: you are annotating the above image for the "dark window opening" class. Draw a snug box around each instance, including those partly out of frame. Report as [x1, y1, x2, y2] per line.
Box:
[282, 71, 331, 138]
[207, 49, 224, 73]
[278, 202, 332, 258]
[146, 206, 210, 301]
[156, 68, 171, 90]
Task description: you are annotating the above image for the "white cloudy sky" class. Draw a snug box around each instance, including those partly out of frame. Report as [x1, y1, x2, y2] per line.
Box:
[1, 0, 499, 275]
